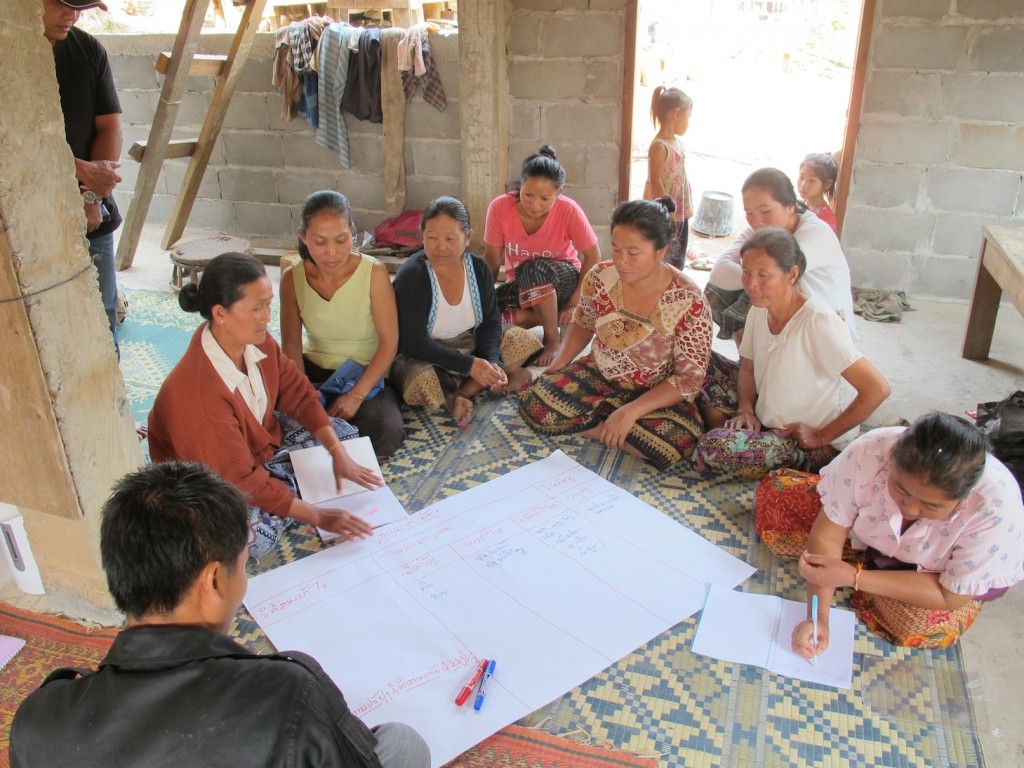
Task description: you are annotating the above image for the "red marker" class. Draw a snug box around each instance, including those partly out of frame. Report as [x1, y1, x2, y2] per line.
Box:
[454, 659, 489, 706]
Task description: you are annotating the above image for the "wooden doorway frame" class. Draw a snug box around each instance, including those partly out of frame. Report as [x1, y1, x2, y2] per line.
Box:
[618, 0, 876, 239]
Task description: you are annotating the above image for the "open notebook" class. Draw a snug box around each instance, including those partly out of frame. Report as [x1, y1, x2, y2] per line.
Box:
[289, 437, 409, 540]
[691, 583, 856, 689]
[1, 634, 26, 671]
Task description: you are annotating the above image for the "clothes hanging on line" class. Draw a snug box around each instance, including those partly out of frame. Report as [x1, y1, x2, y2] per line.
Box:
[342, 28, 383, 124]
[316, 22, 358, 168]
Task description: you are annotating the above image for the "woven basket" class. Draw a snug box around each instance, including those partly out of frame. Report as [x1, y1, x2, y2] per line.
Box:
[754, 468, 822, 559]
[499, 326, 544, 370]
[851, 591, 982, 649]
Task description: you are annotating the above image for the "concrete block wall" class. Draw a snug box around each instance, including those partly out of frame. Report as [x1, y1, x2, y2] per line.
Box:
[845, 1, 1024, 299]
[508, 0, 625, 252]
[101, 30, 461, 248]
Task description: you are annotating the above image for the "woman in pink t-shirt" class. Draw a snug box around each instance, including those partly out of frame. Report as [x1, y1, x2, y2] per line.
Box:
[484, 145, 601, 366]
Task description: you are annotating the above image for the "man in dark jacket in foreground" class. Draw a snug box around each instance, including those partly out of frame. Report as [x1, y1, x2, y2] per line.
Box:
[9, 462, 430, 768]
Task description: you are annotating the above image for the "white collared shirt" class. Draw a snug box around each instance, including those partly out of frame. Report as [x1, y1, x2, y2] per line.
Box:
[201, 325, 269, 422]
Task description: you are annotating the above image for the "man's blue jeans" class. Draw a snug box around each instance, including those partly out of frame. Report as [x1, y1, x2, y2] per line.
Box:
[89, 231, 119, 357]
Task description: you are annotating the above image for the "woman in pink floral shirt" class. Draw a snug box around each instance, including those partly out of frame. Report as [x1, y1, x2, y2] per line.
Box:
[519, 197, 712, 470]
[789, 412, 1024, 652]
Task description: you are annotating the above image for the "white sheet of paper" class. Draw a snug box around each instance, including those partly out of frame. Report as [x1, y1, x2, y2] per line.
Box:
[244, 451, 755, 767]
[316, 485, 409, 540]
[691, 583, 856, 690]
[290, 437, 382, 504]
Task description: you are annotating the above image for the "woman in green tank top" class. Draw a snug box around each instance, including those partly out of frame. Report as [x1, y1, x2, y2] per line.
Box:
[280, 191, 406, 458]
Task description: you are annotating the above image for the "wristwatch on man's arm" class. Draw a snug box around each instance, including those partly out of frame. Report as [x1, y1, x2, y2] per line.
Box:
[81, 189, 103, 205]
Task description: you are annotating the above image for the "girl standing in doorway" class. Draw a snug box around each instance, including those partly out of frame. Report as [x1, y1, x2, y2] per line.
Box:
[645, 85, 694, 270]
[797, 153, 839, 233]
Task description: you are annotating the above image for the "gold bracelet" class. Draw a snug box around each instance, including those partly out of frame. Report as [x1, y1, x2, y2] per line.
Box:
[348, 391, 365, 400]
[327, 443, 345, 454]
[853, 562, 863, 592]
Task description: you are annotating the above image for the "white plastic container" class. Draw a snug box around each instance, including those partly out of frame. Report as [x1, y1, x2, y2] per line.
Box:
[0, 502, 45, 595]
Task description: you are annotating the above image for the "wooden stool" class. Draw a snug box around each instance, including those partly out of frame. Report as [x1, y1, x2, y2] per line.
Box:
[169, 235, 254, 291]
[280, 250, 301, 273]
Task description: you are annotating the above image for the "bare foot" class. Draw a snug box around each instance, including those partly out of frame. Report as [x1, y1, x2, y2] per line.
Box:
[505, 367, 534, 395]
[535, 340, 559, 368]
[444, 393, 473, 428]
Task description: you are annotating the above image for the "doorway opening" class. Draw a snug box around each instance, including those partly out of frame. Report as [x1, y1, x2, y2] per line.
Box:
[627, 0, 864, 248]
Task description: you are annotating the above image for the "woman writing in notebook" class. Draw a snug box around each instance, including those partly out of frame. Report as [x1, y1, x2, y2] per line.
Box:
[789, 413, 1023, 653]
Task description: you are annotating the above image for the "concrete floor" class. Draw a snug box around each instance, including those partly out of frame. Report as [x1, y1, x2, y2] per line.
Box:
[2, 223, 1022, 764]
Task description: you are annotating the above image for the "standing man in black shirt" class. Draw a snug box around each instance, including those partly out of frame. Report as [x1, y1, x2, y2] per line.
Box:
[42, 0, 124, 354]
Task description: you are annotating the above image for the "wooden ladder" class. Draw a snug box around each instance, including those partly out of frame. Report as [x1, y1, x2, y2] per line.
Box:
[115, 0, 271, 270]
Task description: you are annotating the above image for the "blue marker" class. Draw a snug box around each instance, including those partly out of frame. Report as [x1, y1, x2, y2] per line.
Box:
[810, 595, 819, 668]
[473, 659, 496, 711]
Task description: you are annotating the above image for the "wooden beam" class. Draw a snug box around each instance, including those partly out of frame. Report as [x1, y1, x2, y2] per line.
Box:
[457, 0, 508, 253]
[835, 0, 876, 239]
[128, 139, 198, 163]
[115, 0, 210, 270]
[618, 0, 639, 203]
[155, 51, 228, 77]
[162, 0, 272, 249]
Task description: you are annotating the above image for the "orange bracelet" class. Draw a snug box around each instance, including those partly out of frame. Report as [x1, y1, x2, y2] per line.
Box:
[853, 562, 863, 591]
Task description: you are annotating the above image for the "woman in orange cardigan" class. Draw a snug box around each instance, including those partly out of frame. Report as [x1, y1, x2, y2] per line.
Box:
[148, 253, 382, 557]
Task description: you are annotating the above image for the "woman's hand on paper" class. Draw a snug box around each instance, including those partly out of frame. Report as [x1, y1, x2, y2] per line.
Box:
[330, 444, 384, 493]
[316, 507, 374, 541]
[792, 618, 829, 658]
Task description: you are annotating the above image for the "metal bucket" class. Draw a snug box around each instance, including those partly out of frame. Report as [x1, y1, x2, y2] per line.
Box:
[691, 191, 735, 237]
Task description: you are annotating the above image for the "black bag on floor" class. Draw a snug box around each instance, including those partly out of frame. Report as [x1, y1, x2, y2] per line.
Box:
[976, 390, 1024, 491]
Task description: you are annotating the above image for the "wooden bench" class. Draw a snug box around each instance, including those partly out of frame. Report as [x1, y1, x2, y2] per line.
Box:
[961, 225, 1024, 360]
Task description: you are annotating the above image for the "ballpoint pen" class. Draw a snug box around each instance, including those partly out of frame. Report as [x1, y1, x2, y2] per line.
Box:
[811, 594, 819, 668]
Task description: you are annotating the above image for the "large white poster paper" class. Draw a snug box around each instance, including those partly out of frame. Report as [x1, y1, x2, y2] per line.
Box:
[244, 451, 755, 767]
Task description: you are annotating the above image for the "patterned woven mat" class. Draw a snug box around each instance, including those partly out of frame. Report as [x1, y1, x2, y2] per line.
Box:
[120, 289, 985, 768]
[442, 724, 657, 768]
[0, 603, 120, 766]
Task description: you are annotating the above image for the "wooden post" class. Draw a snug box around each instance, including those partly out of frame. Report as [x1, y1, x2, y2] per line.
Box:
[1, 0, 139, 623]
[457, 0, 507, 252]
[618, 0, 638, 204]
[162, 0, 272, 249]
[835, 0, 876, 239]
[115, 0, 210, 270]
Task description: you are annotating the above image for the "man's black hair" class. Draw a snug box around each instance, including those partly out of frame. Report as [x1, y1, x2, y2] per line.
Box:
[100, 462, 250, 618]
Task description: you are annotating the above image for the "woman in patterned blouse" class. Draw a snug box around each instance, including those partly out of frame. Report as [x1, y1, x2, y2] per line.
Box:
[519, 197, 712, 470]
[790, 412, 1024, 652]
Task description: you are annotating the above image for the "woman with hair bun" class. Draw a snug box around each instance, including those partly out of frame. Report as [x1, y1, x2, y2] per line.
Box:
[148, 252, 383, 557]
[483, 144, 601, 366]
[782, 412, 1024, 652]
[520, 197, 712, 470]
